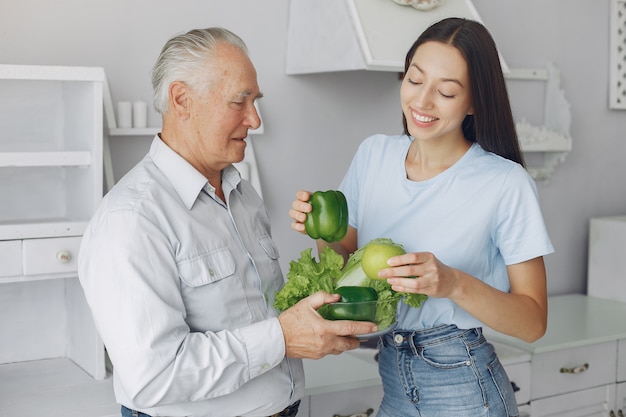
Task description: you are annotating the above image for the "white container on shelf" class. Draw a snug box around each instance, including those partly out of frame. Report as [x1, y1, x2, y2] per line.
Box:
[587, 215, 626, 303]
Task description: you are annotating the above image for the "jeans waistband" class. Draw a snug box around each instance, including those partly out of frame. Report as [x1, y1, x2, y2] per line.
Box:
[386, 324, 482, 348]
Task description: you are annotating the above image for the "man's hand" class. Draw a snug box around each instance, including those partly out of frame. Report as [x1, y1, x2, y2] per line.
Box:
[277, 291, 378, 359]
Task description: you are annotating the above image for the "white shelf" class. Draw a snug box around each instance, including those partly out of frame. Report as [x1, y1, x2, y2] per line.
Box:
[0, 358, 118, 417]
[0, 64, 105, 82]
[0, 219, 87, 240]
[109, 127, 160, 136]
[0, 151, 92, 167]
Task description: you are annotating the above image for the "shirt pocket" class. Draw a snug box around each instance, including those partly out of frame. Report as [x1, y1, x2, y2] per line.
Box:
[177, 247, 251, 330]
[257, 234, 280, 260]
[178, 247, 236, 287]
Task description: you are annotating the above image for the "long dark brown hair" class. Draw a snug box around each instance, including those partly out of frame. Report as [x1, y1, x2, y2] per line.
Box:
[402, 18, 524, 166]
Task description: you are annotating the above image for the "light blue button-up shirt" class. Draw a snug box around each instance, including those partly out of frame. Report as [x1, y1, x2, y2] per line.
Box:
[78, 136, 303, 416]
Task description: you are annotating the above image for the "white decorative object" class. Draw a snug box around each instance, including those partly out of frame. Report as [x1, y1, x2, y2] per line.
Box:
[391, 0, 447, 11]
[132, 100, 147, 128]
[509, 64, 573, 182]
[609, 0, 626, 109]
[587, 216, 626, 304]
[117, 101, 132, 128]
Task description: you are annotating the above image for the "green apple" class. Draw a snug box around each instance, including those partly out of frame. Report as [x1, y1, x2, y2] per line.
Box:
[361, 242, 406, 280]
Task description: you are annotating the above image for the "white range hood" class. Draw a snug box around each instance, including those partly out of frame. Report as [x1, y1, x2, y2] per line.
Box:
[286, 0, 509, 74]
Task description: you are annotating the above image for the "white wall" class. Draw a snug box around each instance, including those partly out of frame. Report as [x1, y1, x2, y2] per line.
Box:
[1, 0, 624, 296]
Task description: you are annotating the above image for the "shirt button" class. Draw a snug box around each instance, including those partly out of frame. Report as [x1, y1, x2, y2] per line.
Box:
[262, 363, 271, 370]
[394, 334, 404, 345]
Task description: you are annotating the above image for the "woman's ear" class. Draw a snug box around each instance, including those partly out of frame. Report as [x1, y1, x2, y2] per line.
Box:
[169, 81, 191, 119]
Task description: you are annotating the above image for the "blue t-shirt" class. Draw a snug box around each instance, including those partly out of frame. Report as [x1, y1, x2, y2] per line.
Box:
[339, 134, 554, 330]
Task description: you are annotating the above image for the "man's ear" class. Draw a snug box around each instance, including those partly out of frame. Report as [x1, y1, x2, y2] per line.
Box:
[169, 81, 191, 119]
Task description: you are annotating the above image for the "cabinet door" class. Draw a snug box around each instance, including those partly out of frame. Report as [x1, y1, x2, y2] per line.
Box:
[618, 339, 626, 383]
[530, 384, 616, 417]
[615, 382, 626, 417]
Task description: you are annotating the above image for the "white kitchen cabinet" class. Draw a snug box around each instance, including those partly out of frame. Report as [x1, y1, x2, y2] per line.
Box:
[0, 64, 117, 416]
[486, 294, 626, 417]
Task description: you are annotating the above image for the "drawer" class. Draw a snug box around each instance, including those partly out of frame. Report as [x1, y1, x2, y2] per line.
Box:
[530, 384, 615, 417]
[504, 361, 531, 406]
[619, 339, 626, 382]
[22, 236, 82, 276]
[530, 341, 617, 400]
[0, 240, 23, 277]
[309, 384, 383, 417]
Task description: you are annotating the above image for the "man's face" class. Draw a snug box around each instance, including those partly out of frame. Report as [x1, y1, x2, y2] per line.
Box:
[183, 42, 262, 178]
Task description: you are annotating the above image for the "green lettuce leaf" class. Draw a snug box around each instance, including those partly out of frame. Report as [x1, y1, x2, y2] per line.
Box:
[273, 246, 343, 312]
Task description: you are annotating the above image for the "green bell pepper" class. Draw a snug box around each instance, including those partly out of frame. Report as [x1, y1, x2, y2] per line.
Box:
[325, 286, 378, 322]
[304, 190, 349, 243]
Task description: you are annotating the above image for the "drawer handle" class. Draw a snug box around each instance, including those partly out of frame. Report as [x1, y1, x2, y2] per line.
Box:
[333, 409, 374, 417]
[56, 250, 72, 264]
[559, 363, 588, 374]
[511, 381, 520, 392]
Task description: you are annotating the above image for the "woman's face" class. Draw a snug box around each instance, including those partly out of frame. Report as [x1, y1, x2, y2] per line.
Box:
[400, 41, 474, 144]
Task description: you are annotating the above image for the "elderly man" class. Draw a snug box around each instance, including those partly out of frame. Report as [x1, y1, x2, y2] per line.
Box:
[78, 27, 376, 417]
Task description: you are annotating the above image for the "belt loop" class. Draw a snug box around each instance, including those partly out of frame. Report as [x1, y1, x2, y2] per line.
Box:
[132, 411, 139, 417]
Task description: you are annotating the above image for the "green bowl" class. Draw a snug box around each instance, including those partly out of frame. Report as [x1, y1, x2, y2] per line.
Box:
[320, 296, 401, 330]
[324, 300, 378, 322]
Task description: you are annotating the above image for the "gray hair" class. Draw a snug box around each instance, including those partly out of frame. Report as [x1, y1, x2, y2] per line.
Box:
[151, 27, 249, 114]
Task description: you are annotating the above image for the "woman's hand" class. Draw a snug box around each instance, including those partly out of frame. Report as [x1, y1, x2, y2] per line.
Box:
[379, 252, 459, 298]
[380, 252, 548, 343]
[288, 190, 312, 235]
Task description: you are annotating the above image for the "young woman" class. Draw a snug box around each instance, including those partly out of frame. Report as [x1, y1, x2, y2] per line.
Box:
[289, 18, 553, 417]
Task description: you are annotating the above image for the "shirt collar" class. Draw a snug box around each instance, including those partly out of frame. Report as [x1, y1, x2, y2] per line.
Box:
[149, 136, 243, 209]
[149, 135, 207, 210]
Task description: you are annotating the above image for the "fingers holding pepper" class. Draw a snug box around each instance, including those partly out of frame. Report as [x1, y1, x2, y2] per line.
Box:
[289, 190, 312, 234]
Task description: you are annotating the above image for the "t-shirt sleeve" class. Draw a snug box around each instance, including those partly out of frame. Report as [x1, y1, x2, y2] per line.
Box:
[494, 164, 555, 265]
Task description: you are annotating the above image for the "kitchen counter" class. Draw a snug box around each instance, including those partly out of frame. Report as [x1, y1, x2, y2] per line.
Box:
[484, 293, 626, 353]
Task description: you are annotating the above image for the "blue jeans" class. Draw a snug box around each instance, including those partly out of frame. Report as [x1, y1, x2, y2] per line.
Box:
[121, 405, 152, 417]
[377, 325, 519, 417]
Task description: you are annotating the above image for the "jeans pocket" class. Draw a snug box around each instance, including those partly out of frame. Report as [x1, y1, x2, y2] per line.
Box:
[487, 357, 519, 417]
[418, 338, 472, 369]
